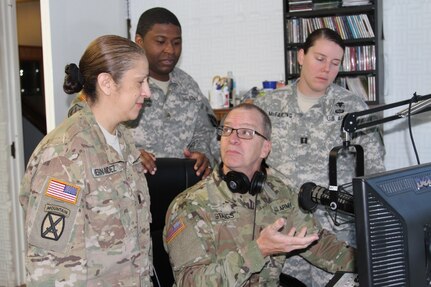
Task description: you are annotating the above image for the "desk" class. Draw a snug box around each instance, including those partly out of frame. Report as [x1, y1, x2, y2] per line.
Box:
[213, 108, 230, 122]
[213, 99, 255, 122]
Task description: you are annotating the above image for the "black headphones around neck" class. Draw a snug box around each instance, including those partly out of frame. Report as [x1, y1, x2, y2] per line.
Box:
[219, 162, 267, 196]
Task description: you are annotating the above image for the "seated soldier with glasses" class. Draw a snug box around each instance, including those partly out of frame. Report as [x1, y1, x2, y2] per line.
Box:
[217, 125, 269, 140]
[163, 103, 356, 286]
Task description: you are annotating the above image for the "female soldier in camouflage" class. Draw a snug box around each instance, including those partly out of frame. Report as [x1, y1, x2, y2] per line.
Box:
[254, 28, 385, 286]
[20, 35, 153, 286]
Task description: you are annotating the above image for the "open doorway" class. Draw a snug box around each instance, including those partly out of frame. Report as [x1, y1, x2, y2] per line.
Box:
[16, 0, 45, 165]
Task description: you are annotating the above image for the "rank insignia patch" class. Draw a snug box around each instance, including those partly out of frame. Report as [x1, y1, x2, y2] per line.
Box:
[41, 212, 65, 241]
[166, 218, 185, 243]
[45, 178, 80, 205]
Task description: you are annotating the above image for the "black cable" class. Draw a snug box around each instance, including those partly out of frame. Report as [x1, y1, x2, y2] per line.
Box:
[251, 192, 258, 241]
[125, 0, 131, 40]
[407, 97, 421, 165]
[248, 192, 259, 287]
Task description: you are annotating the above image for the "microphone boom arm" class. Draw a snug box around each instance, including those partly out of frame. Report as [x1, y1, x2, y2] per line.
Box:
[325, 93, 431, 221]
[342, 92, 431, 135]
[302, 93, 431, 224]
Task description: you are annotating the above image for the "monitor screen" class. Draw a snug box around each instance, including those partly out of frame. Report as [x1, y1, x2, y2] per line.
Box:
[353, 163, 431, 287]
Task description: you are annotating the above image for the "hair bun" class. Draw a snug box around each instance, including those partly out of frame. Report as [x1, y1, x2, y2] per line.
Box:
[63, 63, 84, 94]
[65, 63, 84, 86]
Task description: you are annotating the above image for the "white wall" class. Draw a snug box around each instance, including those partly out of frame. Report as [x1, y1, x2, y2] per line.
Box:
[41, 0, 128, 131]
[382, 0, 431, 170]
[130, 0, 285, 98]
[130, 0, 431, 172]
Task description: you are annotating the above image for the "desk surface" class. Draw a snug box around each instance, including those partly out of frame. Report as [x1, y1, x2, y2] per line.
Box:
[213, 108, 230, 122]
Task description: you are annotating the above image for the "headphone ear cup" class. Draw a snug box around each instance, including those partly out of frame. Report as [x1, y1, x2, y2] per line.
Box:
[224, 171, 250, 194]
[249, 171, 267, 196]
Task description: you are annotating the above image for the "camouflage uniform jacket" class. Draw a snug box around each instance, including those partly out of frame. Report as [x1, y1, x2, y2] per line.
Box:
[254, 81, 385, 243]
[20, 103, 153, 286]
[163, 167, 355, 286]
[128, 67, 220, 165]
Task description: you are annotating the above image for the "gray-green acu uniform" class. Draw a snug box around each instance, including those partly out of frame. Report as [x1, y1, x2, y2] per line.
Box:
[254, 81, 385, 286]
[163, 168, 354, 286]
[128, 67, 220, 165]
[20, 104, 153, 286]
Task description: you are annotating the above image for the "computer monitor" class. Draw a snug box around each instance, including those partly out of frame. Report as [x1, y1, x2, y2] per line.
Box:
[353, 162, 431, 287]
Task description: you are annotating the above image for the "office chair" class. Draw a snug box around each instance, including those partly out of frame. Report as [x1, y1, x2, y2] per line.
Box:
[279, 273, 307, 287]
[145, 158, 203, 287]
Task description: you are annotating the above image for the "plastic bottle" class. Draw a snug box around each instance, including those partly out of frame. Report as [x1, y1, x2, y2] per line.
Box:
[277, 73, 286, 88]
[210, 78, 224, 109]
[222, 79, 230, 108]
[227, 71, 237, 107]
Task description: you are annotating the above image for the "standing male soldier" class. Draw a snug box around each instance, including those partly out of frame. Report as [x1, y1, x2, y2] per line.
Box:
[68, 7, 219, 178]
[163, 103, 355, 286]
[129, 7, 219, 177]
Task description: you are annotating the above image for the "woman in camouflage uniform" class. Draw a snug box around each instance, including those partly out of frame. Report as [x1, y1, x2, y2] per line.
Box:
[20, 35, 153, 286]
[254, 28, 385, 286]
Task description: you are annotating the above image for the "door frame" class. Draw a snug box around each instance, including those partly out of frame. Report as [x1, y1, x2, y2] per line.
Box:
[0, 0, 26, 285]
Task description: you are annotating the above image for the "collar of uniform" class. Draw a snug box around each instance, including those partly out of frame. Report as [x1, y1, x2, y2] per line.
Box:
[79, 104, 140, 165]
[163, 67, 187, 96]
[278, 80, 301, 114]
[292, 80, 342, 116]
[117, 123, 142, 164]
[167, 67, 182, 85]
[207, 166, 237, 204]
[208, 166, 280, 204]
[148, 67, 180, 89]
[149, 78, 176, 104]
[318, 83, 348, 116]
[261, 171, 286, 200]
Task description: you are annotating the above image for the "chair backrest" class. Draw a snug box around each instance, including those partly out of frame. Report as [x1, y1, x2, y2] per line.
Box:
[145, 158, 203, 287]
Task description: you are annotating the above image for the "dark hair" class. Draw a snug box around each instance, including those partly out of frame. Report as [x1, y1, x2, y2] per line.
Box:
[302, 28, 345, 54]
[226, 103, 272, 140]
[136, 7, 181, 39]
[63, 35, 146, 103]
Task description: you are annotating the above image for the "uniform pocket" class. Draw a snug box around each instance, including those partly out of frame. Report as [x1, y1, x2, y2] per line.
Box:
[85, 177, 128, 249]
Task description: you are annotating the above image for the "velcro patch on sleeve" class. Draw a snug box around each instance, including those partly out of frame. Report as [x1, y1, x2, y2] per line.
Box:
[29, 199, 79, 253]
[166, 218, 186, 243]
[44, 178, 80, 205]
[165, 217, 207, 270]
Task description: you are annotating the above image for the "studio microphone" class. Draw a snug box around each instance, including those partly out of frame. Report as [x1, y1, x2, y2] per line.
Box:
[298, 182, 354, 215]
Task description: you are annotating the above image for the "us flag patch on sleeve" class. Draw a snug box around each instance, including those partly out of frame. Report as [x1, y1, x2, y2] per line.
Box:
[45, 178, 80, 205]
[166, 218, 185, 243]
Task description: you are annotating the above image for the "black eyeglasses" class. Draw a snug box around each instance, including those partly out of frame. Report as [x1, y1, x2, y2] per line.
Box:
[217, 126, 268, 140]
